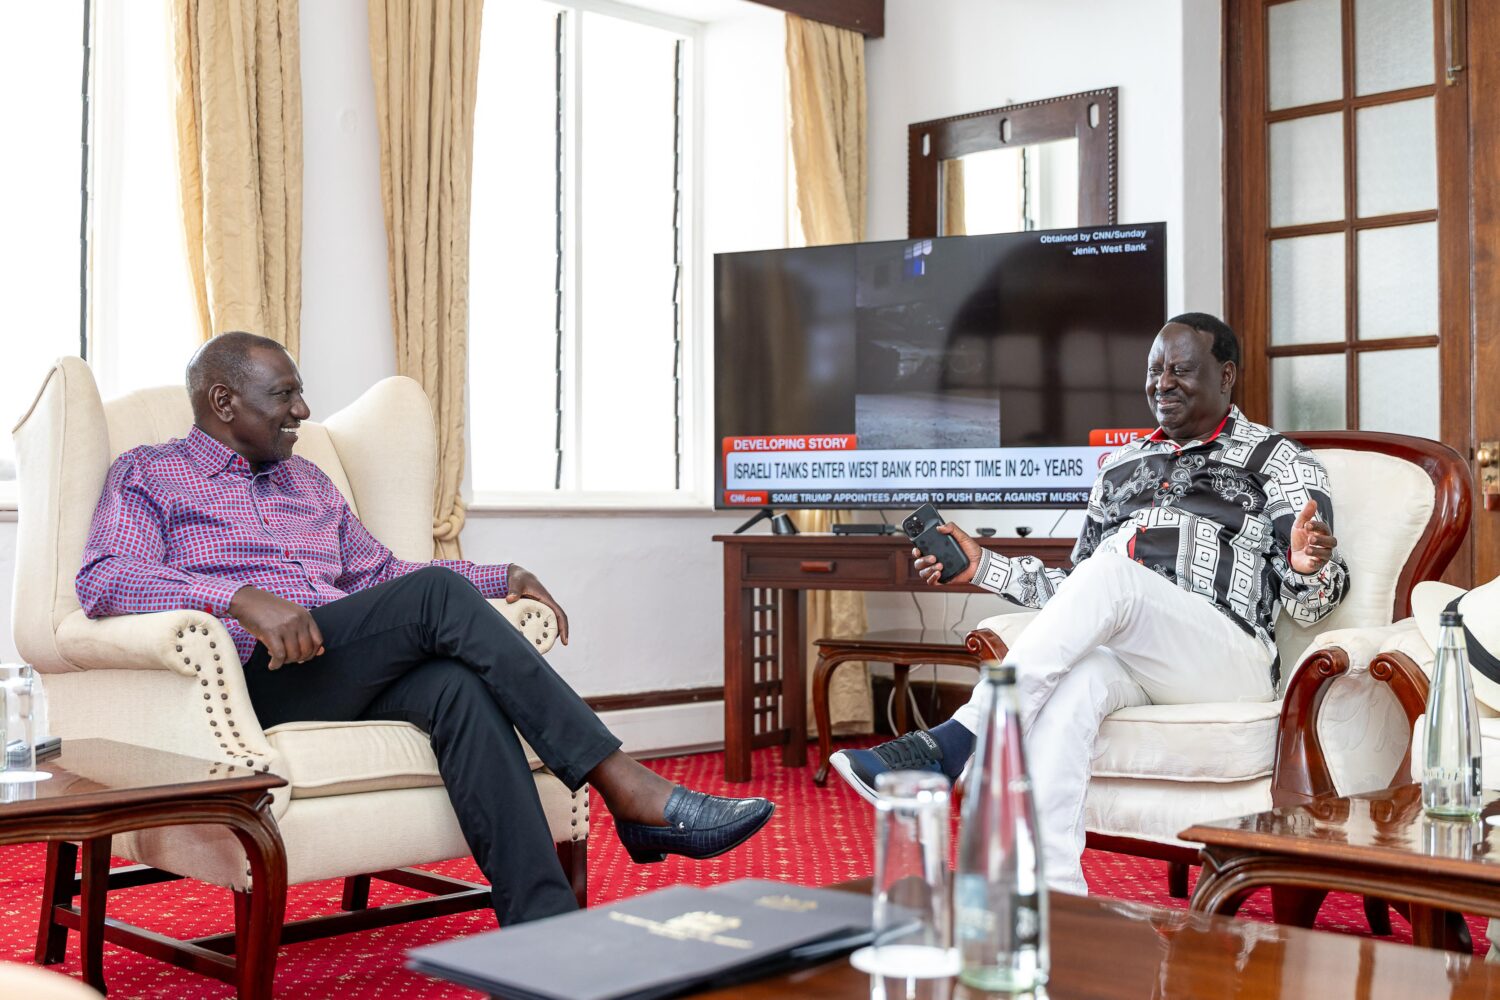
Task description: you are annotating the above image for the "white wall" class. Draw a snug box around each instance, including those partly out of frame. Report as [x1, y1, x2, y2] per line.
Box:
[296, 0, 397, 417]
[867, 0, 1223, 314]
[1, 0, 1225, 751]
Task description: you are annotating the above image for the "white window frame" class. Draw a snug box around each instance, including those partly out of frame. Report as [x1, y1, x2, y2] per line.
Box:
[467, 0, 712, 512]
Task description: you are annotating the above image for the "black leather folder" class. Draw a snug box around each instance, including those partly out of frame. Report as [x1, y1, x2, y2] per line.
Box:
[406, 880, 872, 1000]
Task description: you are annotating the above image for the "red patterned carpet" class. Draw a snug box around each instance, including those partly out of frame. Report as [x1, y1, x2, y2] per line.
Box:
[0, 739, 1488, 997]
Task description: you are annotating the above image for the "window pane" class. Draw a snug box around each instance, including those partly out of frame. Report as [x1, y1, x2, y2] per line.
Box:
[1273, 354, 1347, 431]
[1358, 222, 1438, 340]
[1269, 0, 1344, 111]
[88, 0, 201, 400]
[0, 4, 84, 483]
[1356, 97, 1437, 217]
[1355, 0, 1435, 96]
[1270, 113, 1345, 227]
[947, 148, 1023, 236]
[470, 0, 565, 493]
[577, 12, 682, 492]
[1359, 347, 1438, 438]
[1271, 233, 1345, 346]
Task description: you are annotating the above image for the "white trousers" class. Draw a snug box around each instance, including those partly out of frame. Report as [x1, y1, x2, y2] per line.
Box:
[952, 552, 1275, 895]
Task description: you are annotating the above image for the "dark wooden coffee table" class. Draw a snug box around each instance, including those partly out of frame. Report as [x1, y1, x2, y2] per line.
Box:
[2, 738, 286, 998]
[689, 885, 1500, 998]
[1184, 783, 1500, 948]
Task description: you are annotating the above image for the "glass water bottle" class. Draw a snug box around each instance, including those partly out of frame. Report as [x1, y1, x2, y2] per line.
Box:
[1423, 609, 1483, 818]
[954, 663, 1048, 992]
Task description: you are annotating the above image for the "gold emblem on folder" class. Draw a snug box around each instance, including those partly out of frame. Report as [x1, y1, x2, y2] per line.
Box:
[610, 910, 753, 950]
[753, 894, 817, 914]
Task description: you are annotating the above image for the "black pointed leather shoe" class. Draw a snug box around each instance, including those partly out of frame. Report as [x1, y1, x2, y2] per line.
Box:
[615, 787, 775, 864]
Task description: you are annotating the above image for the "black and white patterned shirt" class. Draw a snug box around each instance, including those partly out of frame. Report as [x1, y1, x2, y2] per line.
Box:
[975, 405, 1349, 681]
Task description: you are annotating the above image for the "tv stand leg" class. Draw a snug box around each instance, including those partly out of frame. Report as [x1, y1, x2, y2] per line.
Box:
[781, 588, 806, 767]
[724, 566, 753, 782]
[732, 507, 774, 534]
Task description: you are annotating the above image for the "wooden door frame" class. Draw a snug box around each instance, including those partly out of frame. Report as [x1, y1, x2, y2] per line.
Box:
[1471, 2, 1500, 584]
[1223, 0, 1477, 587]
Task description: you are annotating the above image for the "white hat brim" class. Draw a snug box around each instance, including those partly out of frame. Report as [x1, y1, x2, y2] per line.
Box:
[1412, 581, 1466, 654]
[1411, 579, 1500, 713]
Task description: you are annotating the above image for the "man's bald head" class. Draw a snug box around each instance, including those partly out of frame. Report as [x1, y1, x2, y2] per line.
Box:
[186, 331, 309, 470]
[186, 331, 288, 422]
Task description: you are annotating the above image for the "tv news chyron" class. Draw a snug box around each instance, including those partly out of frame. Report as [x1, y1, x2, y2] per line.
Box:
[713, 223, 1167, 511]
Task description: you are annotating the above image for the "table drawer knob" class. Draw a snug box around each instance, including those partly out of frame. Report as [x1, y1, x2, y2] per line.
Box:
[800, 560, 836, 573]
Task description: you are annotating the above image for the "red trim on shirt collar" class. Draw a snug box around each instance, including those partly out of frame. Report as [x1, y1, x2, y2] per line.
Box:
[183, 426, 253, 478]
[1145, 409, 1234, 451]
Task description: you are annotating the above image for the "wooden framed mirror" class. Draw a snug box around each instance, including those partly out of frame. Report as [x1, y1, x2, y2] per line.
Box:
[908, 88, 1118, 238]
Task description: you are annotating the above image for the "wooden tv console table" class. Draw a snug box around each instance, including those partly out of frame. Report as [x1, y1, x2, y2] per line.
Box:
[713, 532, 1073, 782]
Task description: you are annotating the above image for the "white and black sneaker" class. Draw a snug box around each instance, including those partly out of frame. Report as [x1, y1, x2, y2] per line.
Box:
[829, 731, 945, 805]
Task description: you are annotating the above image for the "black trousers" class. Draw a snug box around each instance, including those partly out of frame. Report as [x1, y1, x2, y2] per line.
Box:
[241, 566, 622, 925]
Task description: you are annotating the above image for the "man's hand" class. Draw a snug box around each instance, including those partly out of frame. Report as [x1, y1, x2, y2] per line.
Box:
[1289, 499, 1338, 575]
[912, 523, 983, 586]
[505, 565, 570, 645]
[228, 586, 324, 671]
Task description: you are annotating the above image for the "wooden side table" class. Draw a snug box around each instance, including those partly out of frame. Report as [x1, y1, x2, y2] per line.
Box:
[1183, 783, 1500, 950]
[7, 738, 287, 998]
[715, 533, 1072, 782]
[811, 629, 981, 784]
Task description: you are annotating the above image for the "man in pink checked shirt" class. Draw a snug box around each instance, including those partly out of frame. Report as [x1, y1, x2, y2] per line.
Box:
[77, 331, 773, 926]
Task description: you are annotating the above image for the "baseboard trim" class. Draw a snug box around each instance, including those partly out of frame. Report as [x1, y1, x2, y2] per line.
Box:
[632, 740, 725, 761]
[584, 685, 722, 713]
[594, 698, 724, 758]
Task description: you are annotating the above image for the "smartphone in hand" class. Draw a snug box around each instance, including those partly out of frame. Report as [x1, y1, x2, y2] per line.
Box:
[902, 503, 971, 583]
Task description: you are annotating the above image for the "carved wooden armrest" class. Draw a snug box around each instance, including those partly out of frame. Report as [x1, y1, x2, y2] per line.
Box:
[965, 627, 1009, 663]
[1270, 646, 1351, 806]
[1367, 648, 1431, 786]
[1270, 642, 1433, 808]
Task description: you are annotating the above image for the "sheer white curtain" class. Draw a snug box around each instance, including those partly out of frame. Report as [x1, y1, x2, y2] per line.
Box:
[90, 0, 200, 400]
[0, 6, 85, 491]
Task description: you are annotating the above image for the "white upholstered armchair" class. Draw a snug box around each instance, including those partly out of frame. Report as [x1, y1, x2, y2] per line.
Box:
[11, 357, 587, 967]
[966, 431, 1471, 908]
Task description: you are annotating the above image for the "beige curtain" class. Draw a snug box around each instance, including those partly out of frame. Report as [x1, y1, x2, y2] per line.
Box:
[367, 0, 482, 558]
[786, 14, 872, 735]
[171, 0, 303, 356]
[786, 14, 866, 245]
[942, 158, 966, 236]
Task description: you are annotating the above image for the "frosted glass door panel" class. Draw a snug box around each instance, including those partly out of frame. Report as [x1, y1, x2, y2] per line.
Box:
[1356, 98, 1437, 217]
[1271, 114, 1345, 227]
[1269, 0, 1344, 111]
[1357, 223, 1438, 341]
[1272, 355, 1347, 431]
[1271, 234, 1345, 346]
[1358, 348, 1439, 439]
[1354, 0, 1435, 96]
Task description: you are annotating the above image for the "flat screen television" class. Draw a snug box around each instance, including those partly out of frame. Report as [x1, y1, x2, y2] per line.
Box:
[713, 222, 1167, 511]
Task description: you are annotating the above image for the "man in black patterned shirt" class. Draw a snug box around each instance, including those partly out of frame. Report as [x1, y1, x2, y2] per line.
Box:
[832, 313, 1347, 894]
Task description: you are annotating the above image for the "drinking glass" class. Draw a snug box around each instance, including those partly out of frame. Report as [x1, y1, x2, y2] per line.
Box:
[0, 664, 50, 784]
[850, 771, 958, 1000]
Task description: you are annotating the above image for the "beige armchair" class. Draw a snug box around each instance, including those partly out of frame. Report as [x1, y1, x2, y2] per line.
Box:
[0, 962, 102, 1000]
[11, 358, 587, 972]
[966, 431, 1471, 907]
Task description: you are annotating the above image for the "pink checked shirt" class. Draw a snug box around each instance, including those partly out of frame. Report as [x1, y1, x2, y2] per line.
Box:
[76, 426, 509, 664]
